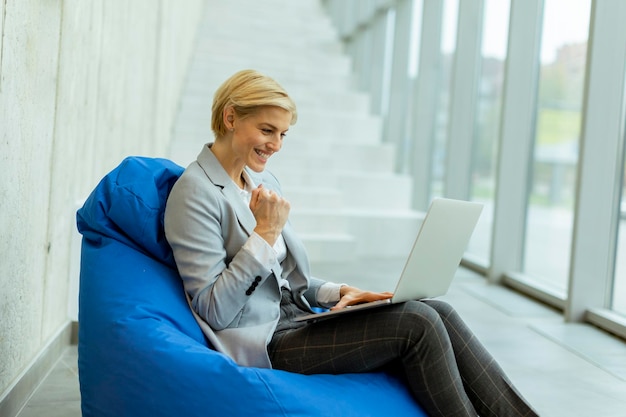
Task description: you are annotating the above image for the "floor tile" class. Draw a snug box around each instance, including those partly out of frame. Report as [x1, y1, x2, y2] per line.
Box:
[17, 401, 81, 417]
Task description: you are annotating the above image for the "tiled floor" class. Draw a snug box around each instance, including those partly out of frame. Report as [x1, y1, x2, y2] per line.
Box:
[16, 260, 626, 417]
[16, 345, 80, 417]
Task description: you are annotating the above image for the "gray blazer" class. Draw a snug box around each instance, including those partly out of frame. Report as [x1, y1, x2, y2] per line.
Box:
[164, 144, 326, 368]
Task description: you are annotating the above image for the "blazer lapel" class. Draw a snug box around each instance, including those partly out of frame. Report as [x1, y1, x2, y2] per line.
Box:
[196, 144, 257, 236]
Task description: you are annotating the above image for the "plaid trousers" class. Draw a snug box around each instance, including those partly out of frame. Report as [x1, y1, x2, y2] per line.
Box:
[268, 289, 539, 417]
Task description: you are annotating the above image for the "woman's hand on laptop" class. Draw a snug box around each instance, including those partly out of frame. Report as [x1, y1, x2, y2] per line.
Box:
[331, 286, 394, 311]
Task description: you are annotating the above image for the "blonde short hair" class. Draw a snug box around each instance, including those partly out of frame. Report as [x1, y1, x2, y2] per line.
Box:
[211, 69, 298, 138]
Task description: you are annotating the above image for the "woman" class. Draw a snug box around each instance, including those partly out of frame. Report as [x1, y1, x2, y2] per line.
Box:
[164, 69, 538, 417]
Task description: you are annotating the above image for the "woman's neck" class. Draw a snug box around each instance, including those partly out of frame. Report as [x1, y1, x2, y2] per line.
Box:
[210, 141, 246, 188]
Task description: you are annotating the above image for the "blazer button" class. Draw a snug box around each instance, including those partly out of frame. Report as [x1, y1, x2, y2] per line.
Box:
[245, 289, 253, 296]
[255, 276, 262, 283]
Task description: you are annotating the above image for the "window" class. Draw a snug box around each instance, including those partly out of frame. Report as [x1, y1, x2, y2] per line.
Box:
[614, 184, 626, 316]
[522, 0, 591, 293]
[430, 0, 458, 199]
[467, 0, 510, 263]
[612, 108, 626, 316]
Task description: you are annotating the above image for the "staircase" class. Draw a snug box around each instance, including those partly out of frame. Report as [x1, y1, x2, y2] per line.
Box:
[169, 0, 423, 262]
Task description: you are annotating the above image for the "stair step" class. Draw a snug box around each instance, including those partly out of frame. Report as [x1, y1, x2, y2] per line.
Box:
[289, 209, 350, 234]
[267, 169, 338, 187]
[298, 233, 357, 262]
[190, 54, 352, 78]
[345, 209, 425, 258]
[333, 143, 397, 172]
[185, 68, 355, 93]
[274, 142, 396, 174]
[288, 119, 382, 145]
[268, 156, 336, 175]
[202, 6, 336, 29]
[337, 172, 414, 210]
[178, 90, 369, 117]
[282, 187, 343, 210]
[288, 87, 369, 114]
[193, 44, 351, 72]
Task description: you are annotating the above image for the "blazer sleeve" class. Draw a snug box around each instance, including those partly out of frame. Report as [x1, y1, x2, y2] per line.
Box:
[164, 168, 278, 330]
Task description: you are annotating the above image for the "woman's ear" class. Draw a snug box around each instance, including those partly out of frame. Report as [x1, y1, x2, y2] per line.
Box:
[223, 107, 235, 131]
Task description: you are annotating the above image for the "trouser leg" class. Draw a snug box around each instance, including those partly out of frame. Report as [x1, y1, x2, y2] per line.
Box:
[268, 301, 478, 417]
[422, 300, 539, 417]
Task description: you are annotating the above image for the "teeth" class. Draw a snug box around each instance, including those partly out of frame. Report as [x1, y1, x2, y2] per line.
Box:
[256, 149, 271, 159]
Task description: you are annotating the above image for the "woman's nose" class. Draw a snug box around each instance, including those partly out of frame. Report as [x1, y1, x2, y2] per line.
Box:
[267, 136, 282, 151]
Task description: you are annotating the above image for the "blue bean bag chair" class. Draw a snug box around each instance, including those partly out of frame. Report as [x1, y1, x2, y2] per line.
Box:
[76, 156, 428, 417]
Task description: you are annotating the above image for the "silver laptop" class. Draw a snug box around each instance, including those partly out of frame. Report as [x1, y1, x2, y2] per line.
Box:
[294, 198, 483, 323]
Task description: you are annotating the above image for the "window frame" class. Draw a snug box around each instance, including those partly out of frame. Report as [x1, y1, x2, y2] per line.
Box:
[567, 0, 626, 327]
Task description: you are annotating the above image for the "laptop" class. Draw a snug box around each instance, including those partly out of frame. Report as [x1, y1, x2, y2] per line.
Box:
[294, 198, 483, 323]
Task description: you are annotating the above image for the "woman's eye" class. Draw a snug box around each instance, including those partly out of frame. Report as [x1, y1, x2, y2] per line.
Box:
[261, 129, 272, 135]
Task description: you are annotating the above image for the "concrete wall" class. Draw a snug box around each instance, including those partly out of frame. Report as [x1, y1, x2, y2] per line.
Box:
[0, 0, 204, 399]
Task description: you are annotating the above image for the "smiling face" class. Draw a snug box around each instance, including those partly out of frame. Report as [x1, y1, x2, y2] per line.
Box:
[212, 105, 293, 182]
